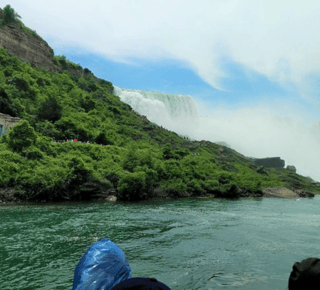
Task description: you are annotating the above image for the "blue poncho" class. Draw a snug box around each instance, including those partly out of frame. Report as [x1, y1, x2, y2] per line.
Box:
[72, 238, 132, 290]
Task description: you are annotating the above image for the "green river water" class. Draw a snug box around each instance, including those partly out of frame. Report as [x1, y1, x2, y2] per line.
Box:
[1, 195, 320, 290]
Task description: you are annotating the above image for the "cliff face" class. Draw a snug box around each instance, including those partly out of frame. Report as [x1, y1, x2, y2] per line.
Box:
[0, 24, 60, 72]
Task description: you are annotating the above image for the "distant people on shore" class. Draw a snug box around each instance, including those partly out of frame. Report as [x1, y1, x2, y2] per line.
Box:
[51, 138, 94, 144]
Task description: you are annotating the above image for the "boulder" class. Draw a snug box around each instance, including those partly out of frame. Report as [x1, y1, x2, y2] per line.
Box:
[0, 187, 18, 202]
[262, 187, 299, 198]
[286, 165, 297, 173]
[294, 189, 315, 198]
[105, 195, 117, 202]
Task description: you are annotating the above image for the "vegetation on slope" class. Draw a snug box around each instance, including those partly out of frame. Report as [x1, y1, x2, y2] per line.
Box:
[0, 7, 319, 203]
[0, 5, 45, 42]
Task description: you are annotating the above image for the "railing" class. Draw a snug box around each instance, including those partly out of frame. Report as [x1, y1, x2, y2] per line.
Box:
[52, 139, 91, 144]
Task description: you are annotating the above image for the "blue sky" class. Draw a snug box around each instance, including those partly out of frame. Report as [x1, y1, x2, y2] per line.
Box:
[53, 49, 290, 103]
[5, 0, 320, 181]
[51, 46, 318, 120]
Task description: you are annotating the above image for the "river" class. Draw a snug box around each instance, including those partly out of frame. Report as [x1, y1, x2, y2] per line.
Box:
[1, 195, 320, 290]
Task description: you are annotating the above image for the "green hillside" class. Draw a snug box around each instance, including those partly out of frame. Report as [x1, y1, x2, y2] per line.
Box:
[0, 6, 319, 203]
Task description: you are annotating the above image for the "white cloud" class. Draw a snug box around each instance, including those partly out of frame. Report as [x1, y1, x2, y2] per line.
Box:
[191, 98, 320, 181]
[8, 0, 320, 97]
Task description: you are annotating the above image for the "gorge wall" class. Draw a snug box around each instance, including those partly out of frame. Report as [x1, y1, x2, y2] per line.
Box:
[0, 23, 59, 72]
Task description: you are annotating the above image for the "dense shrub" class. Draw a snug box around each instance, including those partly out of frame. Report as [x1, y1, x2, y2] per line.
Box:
[22, 145, 44, 160]
[37, 95, 62, 122]
[66, 156, 93, 192]
[162, 178, 188, 197]
[0, 87, 22, 117]
[0, 148, 22, 186]
[164, 160, 184, 179]
[162, 144, 178, 160]
[54, 116, 90, 140]
[8, 120, 37, 152]
[80, 95, 96, 112]
[95, 130, 113, 145]
[117, 171, 147, 201]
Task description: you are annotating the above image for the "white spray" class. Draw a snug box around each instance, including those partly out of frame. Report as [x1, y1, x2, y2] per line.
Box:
[113, 87, 199, 137]
[114, 87, 320, 182]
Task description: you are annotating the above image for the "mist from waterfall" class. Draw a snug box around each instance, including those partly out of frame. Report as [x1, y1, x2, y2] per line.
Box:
[113, 87, 320, 182]
[113, 87, 199, 137]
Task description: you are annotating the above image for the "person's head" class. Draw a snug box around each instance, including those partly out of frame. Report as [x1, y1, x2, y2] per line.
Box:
[72, 238, 132, 290]
[287, 257, 320, 290]
[73, 238, 171, 290]
[111, 277, 170, 290]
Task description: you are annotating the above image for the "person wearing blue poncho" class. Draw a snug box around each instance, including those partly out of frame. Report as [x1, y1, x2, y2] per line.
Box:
[72, 238, 171, 290]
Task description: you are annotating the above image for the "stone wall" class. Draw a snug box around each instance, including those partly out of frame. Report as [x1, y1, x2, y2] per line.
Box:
[254, 157, 285, 168]
[0, 24, 60, 72]
[0, 112, 22, 136]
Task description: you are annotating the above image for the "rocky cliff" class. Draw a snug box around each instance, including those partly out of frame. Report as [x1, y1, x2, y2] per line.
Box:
[0, 23, 60, 72]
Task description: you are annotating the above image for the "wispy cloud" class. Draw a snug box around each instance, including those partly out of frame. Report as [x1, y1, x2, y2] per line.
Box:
[9, 0, 320, 97]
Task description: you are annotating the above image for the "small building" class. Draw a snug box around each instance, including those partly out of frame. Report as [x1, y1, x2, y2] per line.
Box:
[0, 112, 22, 137]
[254, 157, 285, 168]
[286, 165, 297, 173]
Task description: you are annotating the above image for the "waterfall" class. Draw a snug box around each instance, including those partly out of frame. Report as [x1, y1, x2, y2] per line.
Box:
[113, 87, 320, 182]
[113, 87, 199, 137]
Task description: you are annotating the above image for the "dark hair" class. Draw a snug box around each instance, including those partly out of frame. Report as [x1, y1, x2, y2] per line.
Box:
[111, 278, 170, 290]
[289, 258, 320, 290]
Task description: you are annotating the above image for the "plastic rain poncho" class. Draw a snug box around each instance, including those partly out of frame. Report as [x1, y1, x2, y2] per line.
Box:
[72, 238, 132, 290]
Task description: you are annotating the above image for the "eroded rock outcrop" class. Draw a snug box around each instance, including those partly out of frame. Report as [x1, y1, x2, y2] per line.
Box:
[262, 187, 299, 198]
[262, 187, 314, 198]
[0, 24, 60, 72]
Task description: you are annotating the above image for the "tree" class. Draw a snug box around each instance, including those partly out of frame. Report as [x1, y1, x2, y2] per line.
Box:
[0, 87, 21, 117]
[37, 96, 62, 123]
[1, 5, 21, 25]
[95, 130, 112, 145]
[80, 95, 96, 112]
[117, 171, 147, 201]
[8, 120, 37, 152]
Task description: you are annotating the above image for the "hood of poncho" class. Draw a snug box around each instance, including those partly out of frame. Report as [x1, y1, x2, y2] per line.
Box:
[72, 238, 132, 290]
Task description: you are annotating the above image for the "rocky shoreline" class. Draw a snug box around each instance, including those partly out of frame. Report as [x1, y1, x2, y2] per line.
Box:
[0, 186, 316, 205]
